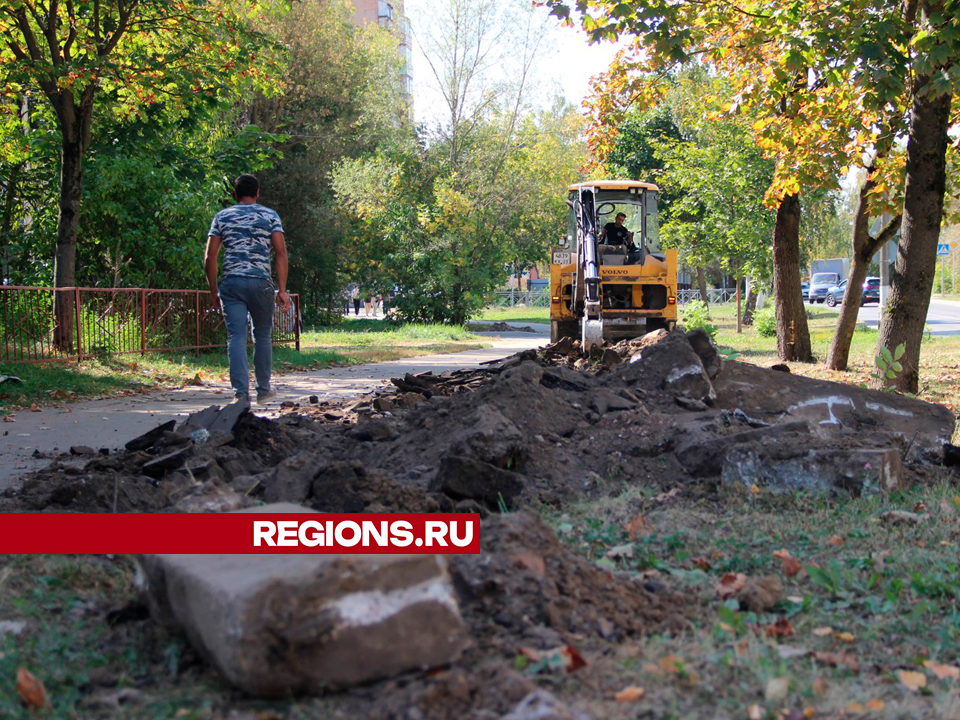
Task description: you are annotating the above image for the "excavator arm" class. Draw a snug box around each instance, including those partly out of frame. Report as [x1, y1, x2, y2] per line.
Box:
[576, 187, 603, 350]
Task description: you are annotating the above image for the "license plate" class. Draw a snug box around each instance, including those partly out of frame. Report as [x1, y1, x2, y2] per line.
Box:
[552, 251, 572, 265]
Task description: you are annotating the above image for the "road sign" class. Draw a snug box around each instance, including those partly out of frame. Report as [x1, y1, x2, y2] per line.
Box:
[938, 243, 950, 255]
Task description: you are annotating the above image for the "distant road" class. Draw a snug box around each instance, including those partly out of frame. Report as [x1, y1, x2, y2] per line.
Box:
[819, 297, 960, 336]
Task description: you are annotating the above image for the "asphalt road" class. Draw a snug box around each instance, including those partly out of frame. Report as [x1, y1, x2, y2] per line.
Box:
[817, 297, 960, 335]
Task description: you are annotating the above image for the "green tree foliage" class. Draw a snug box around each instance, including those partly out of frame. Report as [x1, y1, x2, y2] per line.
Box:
[0, 0, 283, 300]
[333, 101, 587, 324]
[251, 0, 409, 322]
[333, 0, 587, 325]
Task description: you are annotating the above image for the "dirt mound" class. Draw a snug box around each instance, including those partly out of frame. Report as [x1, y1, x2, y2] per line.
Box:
[8, 328, 954, 517]
[451, 512, 688, 647]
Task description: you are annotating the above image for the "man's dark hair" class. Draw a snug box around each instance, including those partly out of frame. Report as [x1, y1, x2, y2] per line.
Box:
[615, 212, 626, 220]
[234, 174, 259, 200]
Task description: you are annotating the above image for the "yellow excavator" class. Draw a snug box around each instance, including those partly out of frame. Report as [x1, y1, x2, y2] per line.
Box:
[549, 180, 678, 349]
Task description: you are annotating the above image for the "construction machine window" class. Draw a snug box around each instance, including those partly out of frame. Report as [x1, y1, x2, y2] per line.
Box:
[568, 189, 662, 254]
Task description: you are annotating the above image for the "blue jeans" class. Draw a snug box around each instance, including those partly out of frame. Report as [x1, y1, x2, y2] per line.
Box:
[219, 275, 275, 399]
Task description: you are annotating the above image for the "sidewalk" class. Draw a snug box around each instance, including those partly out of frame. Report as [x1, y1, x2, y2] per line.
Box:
[0, 330, 546, 489]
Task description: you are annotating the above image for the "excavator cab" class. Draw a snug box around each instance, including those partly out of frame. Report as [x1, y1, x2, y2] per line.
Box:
[550, 180, 678, 349]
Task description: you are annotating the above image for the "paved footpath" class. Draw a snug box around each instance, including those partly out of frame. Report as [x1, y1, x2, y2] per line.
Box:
[0, 328, 548, 489]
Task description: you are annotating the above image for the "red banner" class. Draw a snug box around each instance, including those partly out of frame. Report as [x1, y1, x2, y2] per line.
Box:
[0, 514, 481, 554]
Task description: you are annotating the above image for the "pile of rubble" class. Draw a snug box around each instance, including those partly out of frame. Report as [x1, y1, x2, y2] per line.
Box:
[5, 327, 956, 717]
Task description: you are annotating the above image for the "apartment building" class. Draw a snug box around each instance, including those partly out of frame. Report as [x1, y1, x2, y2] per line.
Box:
[352, 0, 413, 96]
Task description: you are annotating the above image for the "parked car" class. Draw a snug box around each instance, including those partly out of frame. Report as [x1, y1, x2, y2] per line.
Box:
[861, 277, 880, 304]
[801, 282, 809, 301]
[825, 280, 847, 307]
[825, 276, 881, 307]
[809, 272, 841, 303]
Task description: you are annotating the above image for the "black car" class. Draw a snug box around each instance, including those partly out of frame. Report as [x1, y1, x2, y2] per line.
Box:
[861, 277, 880, 304]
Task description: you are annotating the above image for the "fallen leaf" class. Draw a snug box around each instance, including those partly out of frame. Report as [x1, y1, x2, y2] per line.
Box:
[865, 699, 885, 710]
[814, 651, 860, 673]
[2, 415, 13, 423]
[716, 572, 747, 599]
[518, 644, 586, 673]
[812, 626, 834, 636]
[625, 512, 651, 540]
[747, 704, 763, 720]
[896, 669, 926, 691]
[29, 403, 40, 412]
[765, 677, 789, 701]
[828, 535, 844, 546]
[773, 549, 802, 577]
[690, 556, 712, 570]
[653, 487, 680, 502]
[614, 686, 645, 702]
[923, 661, 960, 681]
[834, 631, 855, 642]
[17, 667, 50, 709]
[914, 501, 927, 514]
[846, 701, 865, 713]
[765, 618, 795, 639]
[750, 483, 761, 495]
[658, 654, 686, 674]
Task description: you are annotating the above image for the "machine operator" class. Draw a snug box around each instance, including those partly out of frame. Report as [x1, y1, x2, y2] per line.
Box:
[601, 212, 634, 246]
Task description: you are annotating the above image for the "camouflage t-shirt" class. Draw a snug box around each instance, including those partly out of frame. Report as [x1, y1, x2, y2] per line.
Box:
[208, 203, 284, 281]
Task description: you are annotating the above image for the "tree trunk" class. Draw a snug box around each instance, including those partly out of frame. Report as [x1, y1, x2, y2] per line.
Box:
[735, 271, 742, 334]
[696, 266, 708, 305]
[742, 278, 758, 325]
[827, 170, 901, 370]
[876, 86, 951, 392]
[53, 137, 84, 350]
[772, 193, 812, 361]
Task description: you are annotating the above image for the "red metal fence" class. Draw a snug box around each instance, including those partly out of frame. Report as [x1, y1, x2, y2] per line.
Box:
[0, 286, 300, 364]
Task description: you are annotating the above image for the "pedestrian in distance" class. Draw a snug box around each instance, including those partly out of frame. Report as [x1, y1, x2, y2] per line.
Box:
[364, 293, 373, 317]
[351, 285, 361, 316]
[204, 174, 291, 404]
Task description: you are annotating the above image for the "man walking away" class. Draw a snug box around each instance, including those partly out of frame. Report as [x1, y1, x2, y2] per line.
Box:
[204, 174, 291, 403]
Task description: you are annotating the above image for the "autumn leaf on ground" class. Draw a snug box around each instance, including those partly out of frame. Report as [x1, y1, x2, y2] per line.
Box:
[747, 704, 763, 720]
[2, 415, 14, 423]
[896, 669, 926, 691]
[689, 556, 712, 570]
[29, 403, 40, 412]
[765, 618, 795, 638]
[814, 651, 860, 673]
[827, 535, 844, 546]
[614, 686, 645, 702]
[773, 548, 802, 577]
[518, 644, 586, 673]
[716, 572, 747, 599]
[834, 631, 855, 642]
[625, 512, 651, 540]
[812, 626, 834, 636]
[17, 667, 50, 709]
[865, 699, 885, 710]
[923, 661, 960, 681]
